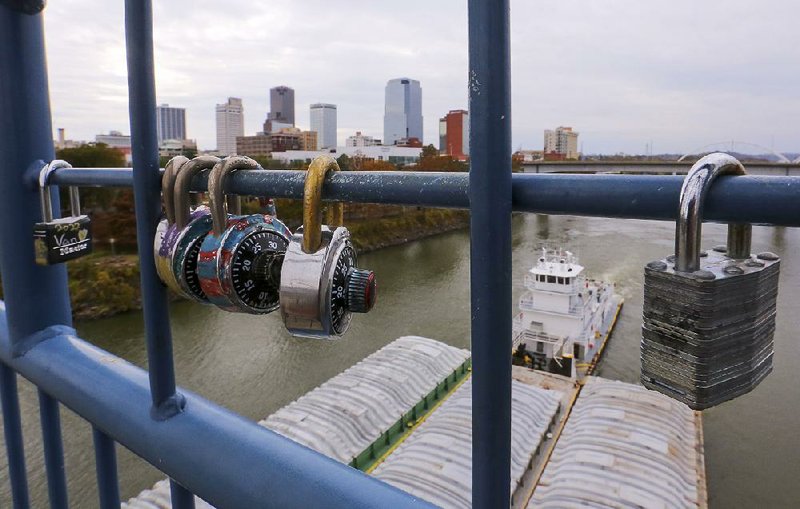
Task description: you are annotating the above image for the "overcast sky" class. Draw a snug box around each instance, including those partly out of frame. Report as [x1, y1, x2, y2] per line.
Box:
[44, 0, 799, 155]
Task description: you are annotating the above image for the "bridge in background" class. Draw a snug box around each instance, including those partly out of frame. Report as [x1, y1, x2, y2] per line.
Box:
[522, 160, 800, 176]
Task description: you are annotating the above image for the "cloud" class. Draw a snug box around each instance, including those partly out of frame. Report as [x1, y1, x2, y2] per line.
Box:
[43, 0, 799, 154]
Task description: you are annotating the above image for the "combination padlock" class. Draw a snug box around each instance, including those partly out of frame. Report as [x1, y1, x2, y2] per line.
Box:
[153, 155, 221, 301]
[641, 153, 780, 409]
[154, 155, 190, 294]
[198, 156, 292, 313]
[279, 155, 377, 338]
[33, 160, 92, 265]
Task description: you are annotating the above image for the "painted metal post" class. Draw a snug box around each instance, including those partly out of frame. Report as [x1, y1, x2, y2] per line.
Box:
[123, 0, 182, 416]
[92, 427, 121, 509]
[0, 6, 73, 509]
[0, 362, 30, 509]
[468, 0, 513, 507]
[39, 391, 68, 509]
[124, 1, 191, 505]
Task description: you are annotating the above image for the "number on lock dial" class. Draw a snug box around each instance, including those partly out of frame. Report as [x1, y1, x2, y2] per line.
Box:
[231, 231, 288, 309]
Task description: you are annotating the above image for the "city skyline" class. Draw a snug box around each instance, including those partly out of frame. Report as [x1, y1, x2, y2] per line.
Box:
[42, 1, 799, 154]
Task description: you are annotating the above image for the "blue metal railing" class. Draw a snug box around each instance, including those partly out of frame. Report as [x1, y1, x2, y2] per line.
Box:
[0, 2, 799, 509]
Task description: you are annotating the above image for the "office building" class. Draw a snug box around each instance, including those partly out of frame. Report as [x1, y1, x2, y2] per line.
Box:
[155, 104, 186, 143]
[216, 97, 244, 155]
[439, 110, 469, 161]
[346, 131, 381, 147]
[263, 86, 294, 133]
[310, 103, 337, 149]
[236, 134, 271, 157]
[159, 139, 197, 158]
[543, 126, 579, 160]
[383, 78, 423, 145]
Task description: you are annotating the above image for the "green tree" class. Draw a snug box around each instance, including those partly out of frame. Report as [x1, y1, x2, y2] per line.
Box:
[336, 154, 352, 171]
[421, 144, 439, 159]
[57, 143, 125, 168]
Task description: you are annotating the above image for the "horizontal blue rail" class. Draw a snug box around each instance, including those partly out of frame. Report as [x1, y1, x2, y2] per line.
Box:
[0, 305, 435, 509]
[50, 168, 800, 227]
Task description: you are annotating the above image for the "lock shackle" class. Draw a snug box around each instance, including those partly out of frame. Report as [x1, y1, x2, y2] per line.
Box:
[173, 155, 220, 230]
[162, 156, 189, 225]
[675, 152, 748, 272]
[302, 155, 344, 253]
[208, 156, 259, 236]
[39, 159, 79, 222]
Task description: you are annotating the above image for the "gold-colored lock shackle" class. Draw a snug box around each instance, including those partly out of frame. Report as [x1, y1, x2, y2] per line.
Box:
[208, 155, 259, 236]
[162, 156, 189, 225]
[39, 159, 80, 223]
[173, 155, 220, 230]
[675, 152, 749, 273]
[303, 156, 344, 254]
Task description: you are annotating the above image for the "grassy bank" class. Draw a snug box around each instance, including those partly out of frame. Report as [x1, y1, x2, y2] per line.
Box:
[21, 208, 468, 321]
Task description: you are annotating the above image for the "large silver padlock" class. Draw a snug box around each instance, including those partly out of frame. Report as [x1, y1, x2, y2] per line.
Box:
[641, 153, 780, 409]
[33, 160, 92, 265]
[197, 156, 292, 313]
[280, 156, 377, 339]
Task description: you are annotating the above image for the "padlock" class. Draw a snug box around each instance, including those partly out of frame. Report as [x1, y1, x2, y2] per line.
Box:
[640, 153, 780, 410]
[198, 156, 293, 313]
[154, 155, 190, 294]
[153, 155, 220, 301]
[33, 160, 92, 265]
[279, 155, 377, 339]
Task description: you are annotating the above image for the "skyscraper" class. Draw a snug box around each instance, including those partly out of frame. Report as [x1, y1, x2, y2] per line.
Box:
[310, 103, 337, 149]
[155, 104, 186, 143]
[264, 86, 295, 133]
[383, 78, 423, 146]
[216, 97, 244, 155]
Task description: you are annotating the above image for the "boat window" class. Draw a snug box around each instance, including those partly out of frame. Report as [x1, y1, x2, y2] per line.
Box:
[547, 275, 556, 283]
[536, 342, 544, 353]
[557, 277, 564, 284]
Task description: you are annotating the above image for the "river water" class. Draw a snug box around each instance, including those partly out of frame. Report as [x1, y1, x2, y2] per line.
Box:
[1, 214, 798, 508]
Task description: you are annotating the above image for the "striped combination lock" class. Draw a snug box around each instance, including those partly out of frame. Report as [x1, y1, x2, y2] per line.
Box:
[154, 155, 220, 302]
[197, 156, 292, 314]
[33, 160, 92, 265]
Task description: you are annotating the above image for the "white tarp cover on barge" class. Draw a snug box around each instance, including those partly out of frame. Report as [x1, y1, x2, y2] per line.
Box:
[371, 378, 561, 509]
[529, 376, 706, 509]
[122, 336, 470, 508]
[260, 335, 470, 463]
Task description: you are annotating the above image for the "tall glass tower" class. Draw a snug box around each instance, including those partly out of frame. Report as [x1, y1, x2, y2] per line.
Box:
[310, 103, 337, 149]
[383, 78, 422, 145]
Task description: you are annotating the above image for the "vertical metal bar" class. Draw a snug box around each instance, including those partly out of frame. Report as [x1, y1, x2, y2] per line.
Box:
[39, 391, 68, 509]
[123, 0, 183, 417]
[0, 362, 30, 509]
[468, 0, 513, 507]
[0, 0, 72, 341]
[92, 427, 120, 509]
[170, 480, 196, 509]
[0, 7, 73, 508]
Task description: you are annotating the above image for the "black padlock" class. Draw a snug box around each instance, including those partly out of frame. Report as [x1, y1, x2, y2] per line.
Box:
[33, 160, 92, 265]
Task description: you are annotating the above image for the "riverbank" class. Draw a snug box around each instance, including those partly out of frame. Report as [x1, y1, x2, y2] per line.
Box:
[55, 207, 469, 320]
